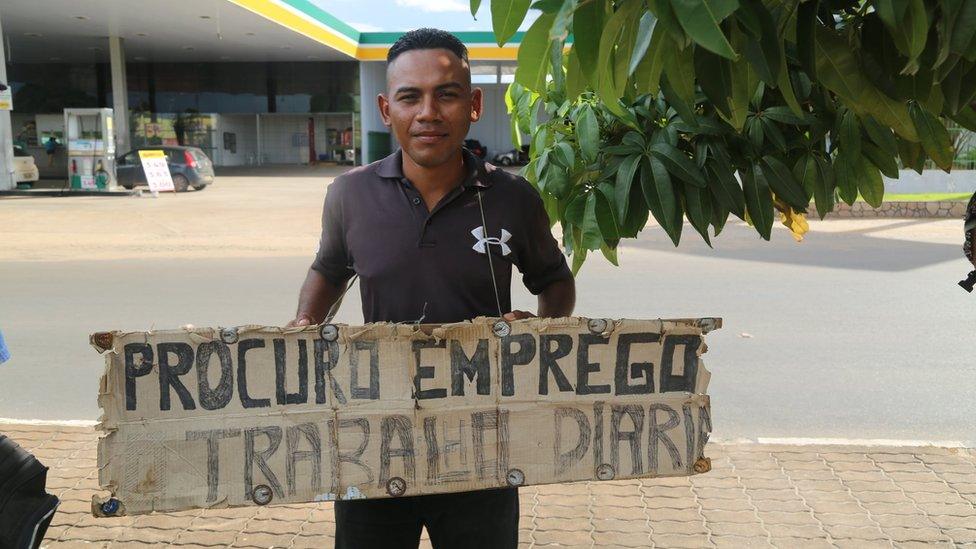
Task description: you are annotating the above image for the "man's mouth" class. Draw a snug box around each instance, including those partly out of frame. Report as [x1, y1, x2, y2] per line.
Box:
[413, 132, 448, 144]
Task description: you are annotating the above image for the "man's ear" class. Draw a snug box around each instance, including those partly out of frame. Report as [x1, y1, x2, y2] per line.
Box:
[377, 93, 392, 127]
[470, 87, 484, 123]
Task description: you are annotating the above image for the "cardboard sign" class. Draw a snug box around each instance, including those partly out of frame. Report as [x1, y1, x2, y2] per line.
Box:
[90, 317, 719, 516]
[137, 150, 174, 192]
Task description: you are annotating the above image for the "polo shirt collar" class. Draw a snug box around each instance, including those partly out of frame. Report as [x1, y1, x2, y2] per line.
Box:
[376, 147, 493, 188]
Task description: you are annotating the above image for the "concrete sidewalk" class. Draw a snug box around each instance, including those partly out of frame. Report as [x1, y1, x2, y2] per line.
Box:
[5, 423, 974, 548]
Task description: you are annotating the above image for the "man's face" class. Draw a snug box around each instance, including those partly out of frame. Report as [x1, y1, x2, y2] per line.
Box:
[378, 48, 483, 169]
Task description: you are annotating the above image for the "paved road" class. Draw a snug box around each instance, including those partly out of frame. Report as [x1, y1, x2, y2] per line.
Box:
[1, 173, 972, 444]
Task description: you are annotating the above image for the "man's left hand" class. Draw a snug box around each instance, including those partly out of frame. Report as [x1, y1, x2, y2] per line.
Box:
[503, 310, 535, 321]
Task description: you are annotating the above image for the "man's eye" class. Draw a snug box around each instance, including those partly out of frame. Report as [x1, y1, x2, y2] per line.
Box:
[399, 95, 418, 102]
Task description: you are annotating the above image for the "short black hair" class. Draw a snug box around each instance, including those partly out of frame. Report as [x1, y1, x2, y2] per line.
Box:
[387, 28, 469, 65]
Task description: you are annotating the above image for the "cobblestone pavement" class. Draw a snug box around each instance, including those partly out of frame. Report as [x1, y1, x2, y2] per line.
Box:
[6, 423, 975, 549]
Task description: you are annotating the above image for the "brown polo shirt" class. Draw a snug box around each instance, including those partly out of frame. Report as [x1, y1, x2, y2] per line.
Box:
[311, 148, 573, 324]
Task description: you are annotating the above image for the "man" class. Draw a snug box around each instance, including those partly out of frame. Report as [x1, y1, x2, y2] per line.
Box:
[287, 28, 576, 548]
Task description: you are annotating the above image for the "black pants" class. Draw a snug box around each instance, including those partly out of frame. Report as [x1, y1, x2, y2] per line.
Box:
[334, 487, 518, 549]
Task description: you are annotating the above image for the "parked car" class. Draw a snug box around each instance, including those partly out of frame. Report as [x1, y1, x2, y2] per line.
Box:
[464, 139, 487, 159]
[115, 146, 214, 191]
[492, 144, 530, 166]
[13, 145, 39, 186]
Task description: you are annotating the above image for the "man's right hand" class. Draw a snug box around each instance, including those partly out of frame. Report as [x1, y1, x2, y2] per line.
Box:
[285, 313, 317, 328]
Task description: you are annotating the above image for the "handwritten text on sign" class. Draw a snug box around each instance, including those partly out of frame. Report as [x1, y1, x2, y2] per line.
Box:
[92, 317, 717, 515]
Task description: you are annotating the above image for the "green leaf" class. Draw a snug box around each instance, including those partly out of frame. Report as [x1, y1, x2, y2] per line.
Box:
[544, 165, 572, 198]
[710, 193, 731, 235]
[950, 0, 976, 58]
[722, 22, 760, 131]
[695, 48, 734, 118]
[683, 181, 714, 246]
[811, 153, 836, 218]
[762, 106, 806, 125]
[580, 193, 604, 249]
[908, 101, 954, 171]
[670, 0, 740, 59]
[652, 0, 690, 45]
[634, 25, 668, 94]
[471, 0, 482, 18]
[834, 152, 859, 205]
[814, 26, 919, 141]
[861, 114, 899, 157]
[738, 0, 780, 84]
[838, 109, 862, 161]
[759, 116, 787, 152]
[898, 0, 929, 73]
[619, 174, 651, 237]
[951, 104, 976, 131]
[594, 185, 620, 242]
[566, 48, 586, 98]
[896, 135, 927, 173]
[630, 12, 658, 75]
[597, 0, 641, 103]
[550, 0, 578, 41]
[759, 155, 809, 210]
[573, 0, 606, 87]
[793, 153, 818, 203]
[855, 155, 885, 207]
[796, 0, 819, 78]
[742, 165, 773, 240]
[875, 0, 910, 31]
[600, 243, 619, 266]
[661, 74, 700, 127]
[662, 40, 697, 106]
[553, 141, 576, 168]
[705, 155, 746, 218]
[615, 154, 642, 221]
[862, 142, 900, 178]
[570, 227, 588, 274]
[650, 143, 707, 187]
[641, 156, 683, 245]
[576, 105, 600, 163]
[493, 0, 532, 46]
[565, 192, 588, 225]
[515, 13, 556, 92]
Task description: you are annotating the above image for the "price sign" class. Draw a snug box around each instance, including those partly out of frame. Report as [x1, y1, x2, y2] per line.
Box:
[138, 150, 175, 192]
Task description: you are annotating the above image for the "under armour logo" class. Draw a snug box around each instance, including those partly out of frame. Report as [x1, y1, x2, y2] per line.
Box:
[471, 226, 512, 256]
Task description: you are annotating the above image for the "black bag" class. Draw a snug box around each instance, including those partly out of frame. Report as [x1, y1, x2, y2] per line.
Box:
[0, 434, 60, 549]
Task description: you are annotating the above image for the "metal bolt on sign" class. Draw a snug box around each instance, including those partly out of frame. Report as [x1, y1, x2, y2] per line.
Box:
[595, 463, 615, 481]
[219, 327, 239, 345]
[251, 484, 273, 505]
[386, 477, 407, 497]
[694, 457, 712, 474]
[587, 318, 609, 334]
[492, 320, 511, 338]
[506, 468, 525, 487]
[100, 498, 121, 516]
[320, 324, 339, 342]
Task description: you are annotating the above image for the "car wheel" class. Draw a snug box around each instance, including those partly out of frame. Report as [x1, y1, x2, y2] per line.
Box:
[500, 157, 512, 166]
[172, 174, 190, 192]
[191, 183, 208, 191]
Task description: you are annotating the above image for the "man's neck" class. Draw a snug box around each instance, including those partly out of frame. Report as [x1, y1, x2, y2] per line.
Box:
[402, 149, 467, 208]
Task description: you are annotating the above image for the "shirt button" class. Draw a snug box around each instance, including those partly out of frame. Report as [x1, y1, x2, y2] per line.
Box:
[412, 197, 421, 205]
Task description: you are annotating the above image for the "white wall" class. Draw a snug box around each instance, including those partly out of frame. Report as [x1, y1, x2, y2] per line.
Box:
[359, 61, 393, 164]
[467, 83, 518, 159]
[215, 115, 258, 166]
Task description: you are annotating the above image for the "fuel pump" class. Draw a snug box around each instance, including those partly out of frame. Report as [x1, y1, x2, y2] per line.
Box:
[64, 108, 116, 190]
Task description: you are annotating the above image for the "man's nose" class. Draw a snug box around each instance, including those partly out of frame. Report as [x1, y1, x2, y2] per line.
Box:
[416, 95, 441, 122]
